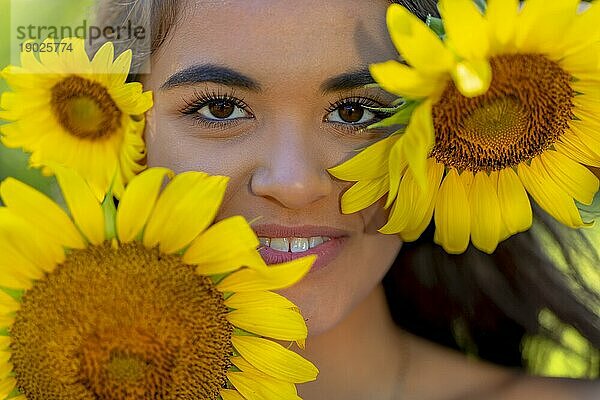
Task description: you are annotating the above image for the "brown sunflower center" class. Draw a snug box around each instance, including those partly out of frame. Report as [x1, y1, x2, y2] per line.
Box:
[51, 75, 122, 140]
[9, 242, 233, 400]
[431, 54, 574, 172]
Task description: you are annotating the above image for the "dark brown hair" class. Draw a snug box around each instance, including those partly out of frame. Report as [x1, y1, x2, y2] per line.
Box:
[94, 0, 600, 373]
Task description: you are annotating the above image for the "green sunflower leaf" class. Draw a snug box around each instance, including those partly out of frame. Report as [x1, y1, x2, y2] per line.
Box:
[473, 0, 487, 13]
[367, 100, 418, 129]
[426, 15, 445, 38]
[576, 191, 600, 223]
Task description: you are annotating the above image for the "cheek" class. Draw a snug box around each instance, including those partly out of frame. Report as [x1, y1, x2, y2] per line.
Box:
[144, 108, 256, 179]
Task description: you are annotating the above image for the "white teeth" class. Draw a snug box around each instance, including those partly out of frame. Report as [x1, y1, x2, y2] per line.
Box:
[308, 236, 324, 248]
[290, 237, 309, 253]
[269, 238, 290, 252]
[259, 236, 331, 252]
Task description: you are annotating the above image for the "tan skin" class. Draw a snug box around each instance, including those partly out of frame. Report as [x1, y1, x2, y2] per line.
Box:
[141, 1, 599, 398]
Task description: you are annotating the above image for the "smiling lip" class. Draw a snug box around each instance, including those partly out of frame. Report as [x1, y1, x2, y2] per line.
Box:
[253, 224, 349, 273]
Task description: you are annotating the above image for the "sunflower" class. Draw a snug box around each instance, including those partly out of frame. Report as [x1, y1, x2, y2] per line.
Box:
[0, 37, 153, 200]
[329, 0, 600, 254]
[0, 167, 318, 399]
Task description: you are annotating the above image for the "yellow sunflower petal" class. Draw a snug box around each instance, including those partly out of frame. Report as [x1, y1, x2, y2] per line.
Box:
[469, 172, 501, 254]
[1, 66, 51, 92]
[0, 209, 65, 276]
[38, 39, 61, 71]
[227, 371, 301, 400]
[109, 49, 132, 86]
[340, 175, 389, 214]
[227, 307, 307, 341]
[109, 82, 153, 115]
[573, 96, 600, 115]
[231, 336, 318, 383]
[90, 41, 115, 75]
[195, 250, 267, 276]
[220, 389, 247, 400]
[183, 216, 259, 264]
[560, 42, 600, 74]
[486, 0, 519, 50]
[0, 271, 31, 291]
[231, 356, 277, 377]
[370, 60, 442, 99]
[53, 164, 105, 245]
[116, 167, 173, 243]
[217, 256, 315, 293]
[386, 3, 455, 74]
[0, 337, 10, 351]
[398, 159, 445, 241]
[518, 159, 585, 228]
[439, 0, 489, 60]
[552, 1, 600, 57]
[0, 90, 51, 119]
[569, 120, 600, 161]
[0, 365, 11, 382]
[229, 356, 300, 397]
[0, 243, 44, 283]
[450, 59, 492, 98]
[516, 0, 579, 53]
[59, 38, 91, 73]
[556, 134, 600, 167]
[380, 158, 442, 235]
[143, 172, 228, 254]
[433, 169, 471, 254]
[18, 46, 46, 73]
[539, 150, 599, 205]
[0, 291, 19, 315]
[385, 137, 408, 209]
[0, 316, 14, 330]
[0, 178, 85, 249]
[497, 167, 532, 234]
[460, 170, 475, 194]
[328, 134, 396, 181]
[225, 291, 297, 310]
[0, 376, 16, 399]
[402, 100, 434, 189]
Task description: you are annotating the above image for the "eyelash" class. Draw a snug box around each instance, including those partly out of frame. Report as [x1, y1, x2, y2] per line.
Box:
[324, 96, 389, 128]
[178, 91, 389, 131]
[178, 89, 252, 128]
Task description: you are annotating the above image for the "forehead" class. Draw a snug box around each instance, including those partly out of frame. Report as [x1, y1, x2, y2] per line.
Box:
[152, 0, 396, 87]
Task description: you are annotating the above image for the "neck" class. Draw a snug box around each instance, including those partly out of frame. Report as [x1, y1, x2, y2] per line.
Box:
[297, 284, 407, 400]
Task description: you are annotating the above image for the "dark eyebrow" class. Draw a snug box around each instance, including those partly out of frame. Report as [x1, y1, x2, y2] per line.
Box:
[320, 67, 376, 93]
[160, 64, 261, 91]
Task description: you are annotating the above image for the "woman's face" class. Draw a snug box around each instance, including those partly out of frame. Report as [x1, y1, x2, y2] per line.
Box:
[143, 0, 403, 335]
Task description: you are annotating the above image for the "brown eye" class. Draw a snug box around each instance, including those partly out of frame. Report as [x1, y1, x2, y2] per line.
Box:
[338, 103, 365, 123]
[208, 100, 235, 119]
[196, 98, 248, 120]
[326, 99, 378, 125]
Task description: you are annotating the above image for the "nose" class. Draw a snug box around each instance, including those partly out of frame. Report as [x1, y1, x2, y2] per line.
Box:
[251, 123, 332, 210]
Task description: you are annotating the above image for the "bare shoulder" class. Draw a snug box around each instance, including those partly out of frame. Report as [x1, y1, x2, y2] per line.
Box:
[497, 376, 600, 400]
[400, 332, 599, 400]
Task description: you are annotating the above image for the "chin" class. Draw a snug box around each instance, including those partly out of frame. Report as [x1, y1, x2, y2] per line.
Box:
[277, 277, 363, 338]
[302, 301, 348, 337]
